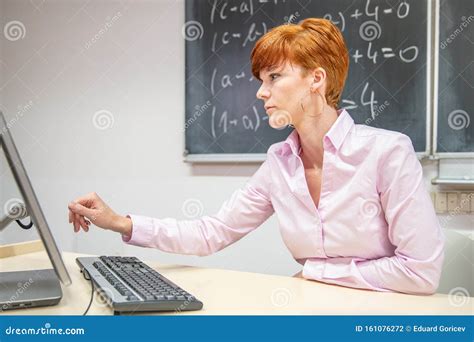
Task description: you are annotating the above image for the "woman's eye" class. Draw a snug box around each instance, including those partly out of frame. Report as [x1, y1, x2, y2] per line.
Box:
[270, 73, 280, 81]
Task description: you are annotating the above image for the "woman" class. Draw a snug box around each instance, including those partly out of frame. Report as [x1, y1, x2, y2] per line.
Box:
[68, 18, 444, 295]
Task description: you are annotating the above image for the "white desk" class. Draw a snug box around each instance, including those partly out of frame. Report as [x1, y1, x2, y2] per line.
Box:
[0, 241, 472, 315]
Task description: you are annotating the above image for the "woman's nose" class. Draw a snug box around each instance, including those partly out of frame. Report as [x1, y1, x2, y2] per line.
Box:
[256, 84, 269, 100]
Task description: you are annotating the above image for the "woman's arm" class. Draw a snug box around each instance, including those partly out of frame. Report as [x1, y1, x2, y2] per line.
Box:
[122, 160, 274, 256]
[302, 134, 445, 295]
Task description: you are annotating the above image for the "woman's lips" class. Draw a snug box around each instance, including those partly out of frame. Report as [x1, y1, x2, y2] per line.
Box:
[265, 106, 276, 113]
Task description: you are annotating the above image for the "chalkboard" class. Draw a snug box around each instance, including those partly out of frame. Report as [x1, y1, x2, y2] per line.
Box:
[437, 0, 473, 154]
[184, 0, 429, 160]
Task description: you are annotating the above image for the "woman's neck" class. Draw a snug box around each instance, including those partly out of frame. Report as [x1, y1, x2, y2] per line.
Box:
[294, 106, 339, 169]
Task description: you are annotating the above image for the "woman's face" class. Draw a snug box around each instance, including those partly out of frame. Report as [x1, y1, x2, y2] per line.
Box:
[256, 61, 313, 128]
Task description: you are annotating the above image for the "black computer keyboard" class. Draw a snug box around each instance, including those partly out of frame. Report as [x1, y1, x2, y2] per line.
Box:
[76, 256, 203, 314]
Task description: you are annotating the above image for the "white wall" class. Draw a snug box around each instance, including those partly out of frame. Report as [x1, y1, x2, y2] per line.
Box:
[0, 1, 472, 291]
[0, 0, 298, 277]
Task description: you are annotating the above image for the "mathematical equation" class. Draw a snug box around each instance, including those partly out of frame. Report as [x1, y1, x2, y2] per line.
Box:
[186, 0, 425, 139]
[324, 0, 419, 65]
[210, 105, 267, 139]
[341, 82, 386, 120]
[210, 0, 287, 24]
[208, 80, 386, 138]
[211, 22, 267, 51]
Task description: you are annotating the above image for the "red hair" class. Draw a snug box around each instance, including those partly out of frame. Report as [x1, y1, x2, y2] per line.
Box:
[251, 18, 349, 108]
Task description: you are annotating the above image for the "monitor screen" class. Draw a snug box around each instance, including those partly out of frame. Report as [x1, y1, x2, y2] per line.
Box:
[0, 111, 71, 286]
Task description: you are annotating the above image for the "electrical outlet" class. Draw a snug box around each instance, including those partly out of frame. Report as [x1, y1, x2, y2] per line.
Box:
[447, 193, 458, 212]
[435, 192, 447, 213]
[459, 193, 471, 213]
[434, 192, 474, 214]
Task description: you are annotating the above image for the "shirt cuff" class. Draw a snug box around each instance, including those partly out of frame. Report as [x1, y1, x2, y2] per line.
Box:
[121, 214, 154, 247]
[302, 258, 326, 279]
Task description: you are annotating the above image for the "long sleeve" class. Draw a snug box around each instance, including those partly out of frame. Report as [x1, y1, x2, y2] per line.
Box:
[122, 160, 274, 256]
[303, 134, 445, 295]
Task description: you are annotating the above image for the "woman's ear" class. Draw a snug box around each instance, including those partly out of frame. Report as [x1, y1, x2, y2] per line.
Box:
[311, 67, 327, 92]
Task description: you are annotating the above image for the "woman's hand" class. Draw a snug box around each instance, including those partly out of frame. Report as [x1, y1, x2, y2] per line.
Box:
[68, 192, 132, 235]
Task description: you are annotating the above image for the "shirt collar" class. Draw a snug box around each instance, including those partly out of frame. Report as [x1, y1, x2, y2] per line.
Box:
[324, 109, 354, 151]
[281, 130, 300, 156]
[280, 109, 354, 156]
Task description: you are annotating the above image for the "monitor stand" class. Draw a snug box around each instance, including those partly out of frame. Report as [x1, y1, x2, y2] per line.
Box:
[0, 269, 62, 311]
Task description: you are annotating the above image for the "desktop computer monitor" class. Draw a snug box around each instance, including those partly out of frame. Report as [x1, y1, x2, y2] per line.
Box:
[0, 111, 71, 311]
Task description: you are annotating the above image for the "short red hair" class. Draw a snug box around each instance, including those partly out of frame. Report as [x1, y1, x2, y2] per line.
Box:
[251, 18, 349, 108]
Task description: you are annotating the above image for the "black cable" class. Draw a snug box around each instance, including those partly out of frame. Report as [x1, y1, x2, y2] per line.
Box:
[15, 218, 33, 229]
[82, 270, 95, 315]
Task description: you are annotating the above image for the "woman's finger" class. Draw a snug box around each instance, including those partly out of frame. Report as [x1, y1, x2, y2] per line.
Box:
[79, 215, 89, 232]
[73, 214, 79, 232]
[74, 213, 85, 231]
